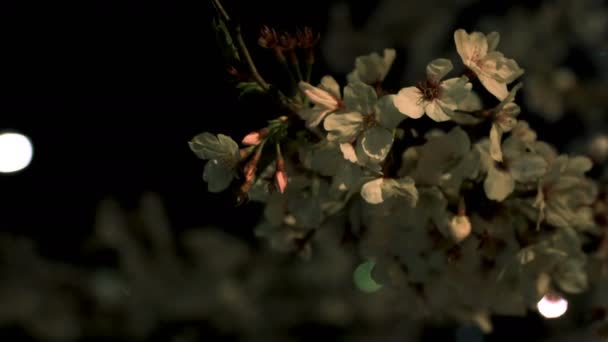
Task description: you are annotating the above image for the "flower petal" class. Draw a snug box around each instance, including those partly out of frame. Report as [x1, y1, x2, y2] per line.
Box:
[381, 48, 397, 80]
[489, 123, 503, 162]
[454, 29, 473, 64]
[343, 82, 377, 114]
[320, 75, 341, 100]
[426, 58, 453, 82]
[361, 178, 384, 204]
[323, 112, 364, 142]
[454, 29, 488, 66]
[299, 81, 339, 109]
[478, 74, 509, 100]
[440, 76, 472, 103]
[339, 143, 358, 163]
[486, 31, 500, 52]
[361, 126, 394, 161]
[424, 100, 452, 122]
[394, 86, 425, 119]
[375, 95, 406, 129]
[484, 166, 514, 201]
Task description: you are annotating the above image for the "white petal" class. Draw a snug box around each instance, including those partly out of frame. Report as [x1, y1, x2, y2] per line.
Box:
[394, 87, 425, 119]
[381, 48, 397, 80]
[426, 58, 453, 82]
[486, 31, 500, 52]
[454, 29, 473, 64]
[440, 76, 472, 103]
[320, 75, 341, 100]
[478, 74, 509, 100]
[361, 178, 384, 204]
[469, 31, 489, 59]
[306, 108, 332, 128]
[339, 143, 358, 163]
[361, 126, 394, 161]
[299, 81, 339, 109]
[484, 166, 514, 201]
[343, 82, 377, 114]
[489, 124, 503, 162]
[424, 101, 452, 122]
[323, 112, 364, 142]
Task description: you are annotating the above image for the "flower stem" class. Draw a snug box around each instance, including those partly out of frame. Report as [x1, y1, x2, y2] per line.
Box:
[305, 62, 313, 83]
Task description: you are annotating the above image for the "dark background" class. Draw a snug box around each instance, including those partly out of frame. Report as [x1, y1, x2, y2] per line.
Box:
[0, 0, 344, 259]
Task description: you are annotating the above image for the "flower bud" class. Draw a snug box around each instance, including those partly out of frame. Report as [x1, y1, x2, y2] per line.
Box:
[279, 32, 297, 51]
[242, 127, 269, 146]
[449, 214, 472, 243]
[274, 153, 288, 194]
[296, 27, 320, 49]
[243, 146, 263, 181]
[258, 25, 279, 49]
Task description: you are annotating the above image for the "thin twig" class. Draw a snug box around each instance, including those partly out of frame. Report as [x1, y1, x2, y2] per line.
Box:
[211, 0, 230, 21]
[235, 25, 271, 91]
[211, 0, 270, 91]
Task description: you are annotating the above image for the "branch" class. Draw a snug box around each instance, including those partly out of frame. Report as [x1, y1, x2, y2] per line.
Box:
[211, 0, 270, 91]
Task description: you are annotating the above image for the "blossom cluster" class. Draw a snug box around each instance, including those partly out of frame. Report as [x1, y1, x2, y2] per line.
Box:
[191, 25, 603, 327]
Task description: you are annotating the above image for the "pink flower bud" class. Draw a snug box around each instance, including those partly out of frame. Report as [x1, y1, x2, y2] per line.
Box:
[242, 128, 269, 146]
[243, 146, 263, 181]
[274, 156, 288, 194]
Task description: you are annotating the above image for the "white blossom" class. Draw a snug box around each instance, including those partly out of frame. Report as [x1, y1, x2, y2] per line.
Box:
[454, 29, 524, 100]
[393, 59, 472, 122]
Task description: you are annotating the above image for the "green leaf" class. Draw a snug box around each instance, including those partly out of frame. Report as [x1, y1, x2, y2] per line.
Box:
[236, 82, 264, 98]
[203, 159, 234, 192]
[353, 260, 383, 293]
[212, 18, 240, 62]
[189, 132, 240, 163]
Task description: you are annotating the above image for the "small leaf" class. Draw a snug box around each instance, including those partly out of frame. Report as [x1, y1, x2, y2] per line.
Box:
[353, 260, 383, 293]
[236, 82, 264, 98]
[212, 18, 240, 62]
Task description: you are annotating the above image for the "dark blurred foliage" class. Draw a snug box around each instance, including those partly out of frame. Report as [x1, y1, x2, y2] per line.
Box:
[0, 0, 606, 341]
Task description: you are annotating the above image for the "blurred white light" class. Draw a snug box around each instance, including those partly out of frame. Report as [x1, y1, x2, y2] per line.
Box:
[537, 293, 568, 319]
[0, 132, 33, 173]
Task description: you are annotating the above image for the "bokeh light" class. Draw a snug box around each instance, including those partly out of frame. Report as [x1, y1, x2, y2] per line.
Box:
[537, 293, 568, 319]
[0, 132, 33, 173]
